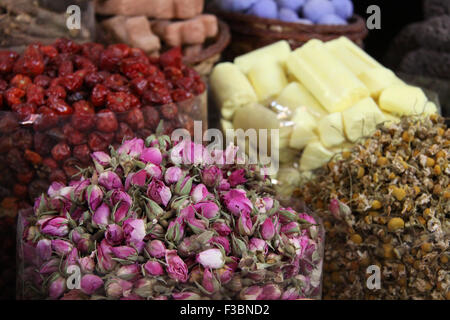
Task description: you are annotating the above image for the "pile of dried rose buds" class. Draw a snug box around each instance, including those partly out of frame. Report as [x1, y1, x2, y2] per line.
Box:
[17, 131, 324, 300]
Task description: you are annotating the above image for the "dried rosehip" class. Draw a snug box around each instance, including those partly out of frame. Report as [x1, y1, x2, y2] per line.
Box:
[29, 179, 51, 200]
[51, 142, 71, 162]
[171, 89, 193, 102]
[160, 103, 178, 120]
[33, 75, 51, 88]
[88, 131, 112, 151]
[26, 84, 45, 105]
[143, 90, 172, 106]
[106, 91, 134, 112]
[13, 184, 28, 198]
[34, 132, 53, 155]
[121, 58, 155, 79]
[159, 47, 182, 69]
[55, 38, 81, 54]
[63, 73, 84, 92]
[131, 77, 148, 96]
[17, 171, 34, 184]
[10, 74, 32, 90]
[100, 44, 130, 71]
[42, 157, 58, 170]
[0, 51, 19, 74]
[142, 106, 160, 130]
[175, 77, 194, 91]
[85, 72, 105, 88]
[73, 144, 90, 163]
[115, 122, 134, 143]
[0, 136, 13, 153]
[58, 60, 74, 77]
[49, 169, 66, 184]
[74, 55, 96, 72]
[96, 109, 118, 133]
[5, 87, 25, 106]
[46, 85, 67, 100]
[7, 148, 29, 173]
[91, 84, 109, 107]
[126, 107, 145, 130]
[71, 100, 95, 131]
[67, 91, 89, 104]
[62, 123, 86, 146]
[192, 79, 206, 95]
[0, 112, 19, 133]
[63, 158, 82, 178]
[24, 149, 42, 165]
[15, 44, 45, 76]
[81, 42, 104, 66]
[40, 45, 58, 59]
[14, 103, 37, 122]
[49, 98, 73, 115]
[12, 129, 33, 150]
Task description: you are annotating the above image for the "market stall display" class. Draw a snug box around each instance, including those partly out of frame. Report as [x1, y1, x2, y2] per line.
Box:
[0, 39, 207, 300]
[97, 0, 230, 76]
[210, 37, 439, 184]
[17, 135, 324, 300]
[297, 115, 449, 300]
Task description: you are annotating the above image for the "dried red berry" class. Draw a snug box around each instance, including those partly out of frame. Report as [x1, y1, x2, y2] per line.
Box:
[58, 60, 74, 77]
[13, 184, 28, 198]
[5, 87, 25, 106]
[0, 112, 19, 133]
[96, 109, 118, 133]
[85, 72, 105, 88]
[131, 77, 148, 96]
[142, 106, 160, 130]
[115, 122, 134, 143]
[46, 85, 66, 100]
[51, 142, 71, 162]
[26, 84, 45, 105]
[14, 103, 37, 122]
[63, 158, 82, 178]
[159, 47, 182, 69]
[0, 51, 19, 74]
[17, 171, 34, 184]
[49, 169, 67, 184]
[24, 149, 43, 165]
[88, 131, 112, 151]
[126, 107, 145, 130]
[42, 157, 58, 169]
[71, 100, 95, 131]
[73, 144, 91, 163]
[10, 74, 32, 90]
[34, 133, 53, 155]
[160, 103, 178, 120]
[49, 98, 73, 115]
[171, 89, 193, 102]
[55, 38, 81, 54]
[62, 123, 86, 146]
[91, 84, 109, 107]
[106, 91, 134, 112]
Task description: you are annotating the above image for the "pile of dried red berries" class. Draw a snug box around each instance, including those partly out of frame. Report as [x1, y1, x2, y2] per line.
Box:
[0, 39, 206, 204]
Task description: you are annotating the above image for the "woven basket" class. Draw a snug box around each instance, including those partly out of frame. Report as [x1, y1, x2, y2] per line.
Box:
[182, 19, 231, 77]
[210, 7, 368, 59]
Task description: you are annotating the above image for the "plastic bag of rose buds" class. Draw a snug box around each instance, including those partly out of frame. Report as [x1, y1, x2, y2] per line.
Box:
[16, 131, 324, 300]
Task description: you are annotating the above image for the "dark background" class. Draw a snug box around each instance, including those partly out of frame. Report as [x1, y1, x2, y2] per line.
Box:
[353, 0, 424, 62]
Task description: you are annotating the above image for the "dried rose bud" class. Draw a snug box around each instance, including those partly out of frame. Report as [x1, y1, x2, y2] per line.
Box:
[99, 171, 123, 190]
[202, 268, 220, 294]
[78, 255, 95, 274]
[240, 285, 263, 300]
[145, 240, 166, 258]
[105, 278, 133, 299]
[237, 212, 253, 236]
[223, 189, 253, 216]
[116, 264, 141, 281]
[39, 217, 69, 237]
[194, 201, 220, 219]
[140, 147, 162, 165]
[225, 275, 242, 292]
[144, 261, 165, 276]
[172, 292, 201, 300]
[105, 224, 124, 246]
[86, 184, 103, 211]
[197, 248, 225, 269]
[229, 169, 247, 187]
[261, 284, 282, 300]
[96, 240, 116, 273]
[190, 184, 211, 203]
[281, 222, 301, 235]
[164, 166, 183, 184]
[281, 287, 301, 300]
[77, 235, 94, 254]
[130, 169, 147, 187]
[123, 218, 146, 246]
[133, 278, 157, 298]
[212, 221, 231, 236]
[249, 238, 268, 255]
[210, 236, 231, 254]
[51, 239, 74, 257]
[165, 250, 188, 283]
[145, 163, 162, 179]
[166, 220, 185, 244]
[36, 239, 52, 261]
[201, 166, 222, 187]
[147, 179, 172, 207]
[118, 138, 144, 158]
[111, 246, 138, 261]
[48, 273, 66, 299]
[91, 151, 111, 166]
[80, 274, 103, 295]
[92, 203, 110, 226]
[260, 217, 276, 240]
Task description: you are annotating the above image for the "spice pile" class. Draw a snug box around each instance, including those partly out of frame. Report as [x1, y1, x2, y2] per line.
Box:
[299, 115, 449, 300]
[17, 133, 324, 300]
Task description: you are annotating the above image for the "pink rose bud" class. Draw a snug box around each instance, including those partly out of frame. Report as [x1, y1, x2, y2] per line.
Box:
[165, 250, 188, 283]
[77, 235, 94, 255]
[212, 221, 231, 236]
[210, 236, 231, 255]
[260, 217, 276, 240]
[47, 181, 64, 198]
[40, 258, 60, 275]
[116, 264, 140, 281]
[97, 240, 116, 273]
[164, 166, 182, 184]
[298, 212, 316, 225]
[261, 284, 282, 300]
[105, 278, 133, 299]
[223, 189, 253, 216]
[281, 222, 301, 235]
[145, 163, 162, 179]
[37, 239, 52, 261]
[51, 239, 74, 256]
[147, 179, 172, 207]
[263, 197, 274, 211]
[80, 274, 103, 295]
[39, 217, 69, 237]
[249, 238, 268, 255]
[186, 215, 208, 233]
[60, 290, 86, 300]
[123, 218, 146, 246]
[197, 248, 225, 269]
[146, 240, 166, 258]
[202, 268, 220, 293]
[228, 169, 247, 187]
[144, 261, 165, 276]
[329, 198, 340, 219]
[174, 175, 194, 195]
[111, 246, 138, 261]
[71, 179, 90, 198]
[217, 264, 234, 284]
[140, 147, 162, 165]
[190, 184, 211, 203]
[194, 201, 220, 219]
[105, 224, 124, 245]
[113, 203, 130, 224]
[201, 166, 222, 187]
[48, 274, 66, 299]
[86, 185, 103, 211]
[281, 287, 301, 300]
[240, 285, 263, 300]
[91, 151, 111, 166]
[237, 211, 253, 236]
[118, 138, 144, 158]
[92, 202, 110, 226]
[172, 292, 201, 300]
[166, 220, 185, 243]
[78, 256, 95, 273]
[131, 169, 147, 186]
[99, 171, 123, 190]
